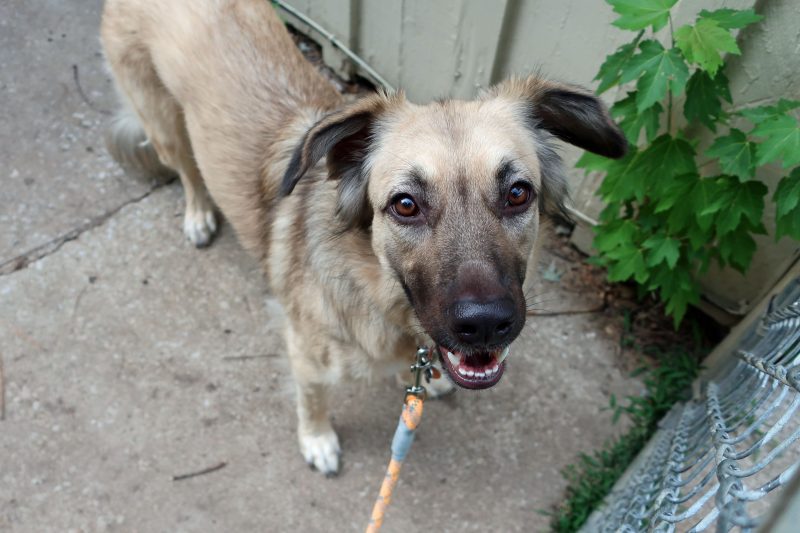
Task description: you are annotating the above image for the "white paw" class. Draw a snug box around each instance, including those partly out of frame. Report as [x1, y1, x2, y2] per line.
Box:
[299, 430, 341, 476]
[183, 207, 217, 248]
[426, 372, 456, 399]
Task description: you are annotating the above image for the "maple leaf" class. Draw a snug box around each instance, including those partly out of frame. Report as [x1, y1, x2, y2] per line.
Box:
[643, 234, 681, 268]
[690, 178, 726, 231]
[610, 92, 662, 143]
[737, 99, 800, 123]
[606, 244, 649, 284]
[608, 0, 678, 31]
[718, 226, 757, 272]
[594, 219, 640, 254]
[705, 129, 756, 180]
[675, 19, 739, 76]
[620, 40, 689, 112]
[595, 40, 639, 93]
[774, 169, 800, 240]
[654, 172, 696, 214]
[684, 69, 731, 131]
[752, 115, 800, 168]
[701, 178, 767, 235]
[698, 8, 763, 30]
[635, 135, 696, 197]
[597, 150, 644, 202]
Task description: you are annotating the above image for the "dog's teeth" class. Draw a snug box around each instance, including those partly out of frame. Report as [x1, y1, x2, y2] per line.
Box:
[476, 371, 485, 378]
[466, 370, 475, 377]
[492, 364, 499, 373]
[447, 351, 460, 367]
[497, 346, 510, 364]
[458, 367, 467, 376]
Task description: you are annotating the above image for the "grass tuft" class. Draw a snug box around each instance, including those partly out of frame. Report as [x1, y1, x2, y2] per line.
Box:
[547, 346, 703, 532]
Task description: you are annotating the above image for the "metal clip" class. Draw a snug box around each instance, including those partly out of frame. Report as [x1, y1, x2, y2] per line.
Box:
[407, 347, 433, 398]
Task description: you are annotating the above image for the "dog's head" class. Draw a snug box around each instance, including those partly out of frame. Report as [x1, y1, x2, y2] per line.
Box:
[282, 76, 626, 389]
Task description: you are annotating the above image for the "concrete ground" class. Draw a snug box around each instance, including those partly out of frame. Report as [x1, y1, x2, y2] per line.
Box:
[0, 2, 643, 531]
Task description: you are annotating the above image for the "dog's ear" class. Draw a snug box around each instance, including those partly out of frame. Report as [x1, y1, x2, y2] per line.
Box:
[485, 76, 626, 222]
[281, 93, 401, 228]
[487, 76, 627, 158]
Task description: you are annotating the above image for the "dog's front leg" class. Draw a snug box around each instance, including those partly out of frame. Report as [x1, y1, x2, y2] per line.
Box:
[294, 381, 340, 476]
[287, 326, 341, 476]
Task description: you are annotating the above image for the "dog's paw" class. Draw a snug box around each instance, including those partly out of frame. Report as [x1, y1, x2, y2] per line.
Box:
[183, 207, 217, 248]
[299, 430, 341, 476]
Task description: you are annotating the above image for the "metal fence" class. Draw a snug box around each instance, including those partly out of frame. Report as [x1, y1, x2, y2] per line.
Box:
[584, 278, 800, 532]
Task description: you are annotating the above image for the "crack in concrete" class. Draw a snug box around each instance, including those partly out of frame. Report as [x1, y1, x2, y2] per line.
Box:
[0, 181, 172, 277]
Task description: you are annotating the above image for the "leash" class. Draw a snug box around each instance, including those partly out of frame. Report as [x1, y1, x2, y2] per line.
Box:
[365, 347, 435, 532]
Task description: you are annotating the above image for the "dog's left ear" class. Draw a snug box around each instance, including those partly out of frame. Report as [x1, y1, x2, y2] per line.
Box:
[281, 93, 402, 227]
[487, 76, 627, 158]
[485, 76, 627, 222]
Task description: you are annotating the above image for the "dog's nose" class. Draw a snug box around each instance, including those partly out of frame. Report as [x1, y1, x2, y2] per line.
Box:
[449, 299, 517, 346]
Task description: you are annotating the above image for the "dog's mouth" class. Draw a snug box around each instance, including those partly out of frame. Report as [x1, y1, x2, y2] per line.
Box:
[436, 345, 509, 390]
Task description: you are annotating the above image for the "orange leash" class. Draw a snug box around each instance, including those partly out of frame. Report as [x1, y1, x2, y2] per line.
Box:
[365, 348, 432, 532]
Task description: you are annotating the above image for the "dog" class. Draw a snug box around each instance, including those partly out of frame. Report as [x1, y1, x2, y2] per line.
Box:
[100, 0, 626, 476]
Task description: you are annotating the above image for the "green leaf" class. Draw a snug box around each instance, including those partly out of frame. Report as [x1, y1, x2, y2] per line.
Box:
[595, 41, 639, 94]
[611, 92, 662, 143]
[675, 19, 740, 76]
[665, 286, 695, 328]
[718, 226, 757, 272]
[576, 151, 617, 173]
[774, 169, 800, 240]
[636, 135, 697, 196]
[687, 222, 713, 252]
[608, 0, 678, 31]
[643, 234, 681, 268]
[698, 8, 763, 30]
[597, 136, 693, 203]
[597, 150, 644, 202]
[691, 178, 725, 231]
[665, 178, 703, 232]
[606, 245, 649, 284]
[650, 264, 698, 326]
[594, 220, 639, 253]
[621, 40, 690, 112]
[709, 179, 767, 235]
[654, 172, 696, 213]
[684, 69, 730, 131]
[665, 177, 721, 233]
[738, 99, 800, 123]
[752, 115, 800, 168]
[705, 129, 756, 180]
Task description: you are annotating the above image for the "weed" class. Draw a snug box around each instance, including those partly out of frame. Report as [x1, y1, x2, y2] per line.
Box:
[547, 346, 703, 532]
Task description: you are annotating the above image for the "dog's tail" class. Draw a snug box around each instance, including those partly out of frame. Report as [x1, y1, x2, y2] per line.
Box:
[105, 106, 176, 184]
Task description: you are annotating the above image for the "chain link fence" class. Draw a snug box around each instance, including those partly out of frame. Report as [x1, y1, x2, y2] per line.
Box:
[584, 277, 800, 532]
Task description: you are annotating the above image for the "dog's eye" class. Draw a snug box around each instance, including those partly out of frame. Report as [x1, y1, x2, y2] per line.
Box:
[392, 194, 420, 218]
[506, 182, 532, 208]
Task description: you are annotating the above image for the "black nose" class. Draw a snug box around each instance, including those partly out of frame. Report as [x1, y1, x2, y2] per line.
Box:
[449, 299, 517, 346]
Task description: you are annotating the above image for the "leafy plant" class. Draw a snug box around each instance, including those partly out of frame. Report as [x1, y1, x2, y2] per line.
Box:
[548, 347, 702, 532]
[579, 1, 800, 326]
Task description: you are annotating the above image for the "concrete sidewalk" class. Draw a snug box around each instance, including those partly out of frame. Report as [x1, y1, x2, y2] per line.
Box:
[0, 2, 642, 531]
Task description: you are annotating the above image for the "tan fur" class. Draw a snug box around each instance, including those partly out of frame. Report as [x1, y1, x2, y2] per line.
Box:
[101, 0, 625, 475]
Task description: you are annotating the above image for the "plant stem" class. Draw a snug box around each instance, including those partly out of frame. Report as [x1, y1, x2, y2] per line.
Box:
[667, 15, 675, 135]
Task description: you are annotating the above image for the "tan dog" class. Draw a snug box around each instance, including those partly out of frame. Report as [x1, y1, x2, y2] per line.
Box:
[101, 0, 626, 475]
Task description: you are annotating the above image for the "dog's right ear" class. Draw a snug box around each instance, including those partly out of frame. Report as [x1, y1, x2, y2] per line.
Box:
[281, 93, 402, 227]
[281, 93, 401, 197]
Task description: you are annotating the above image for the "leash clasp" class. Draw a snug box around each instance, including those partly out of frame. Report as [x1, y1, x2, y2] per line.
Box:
[407, 347, 434, 398]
